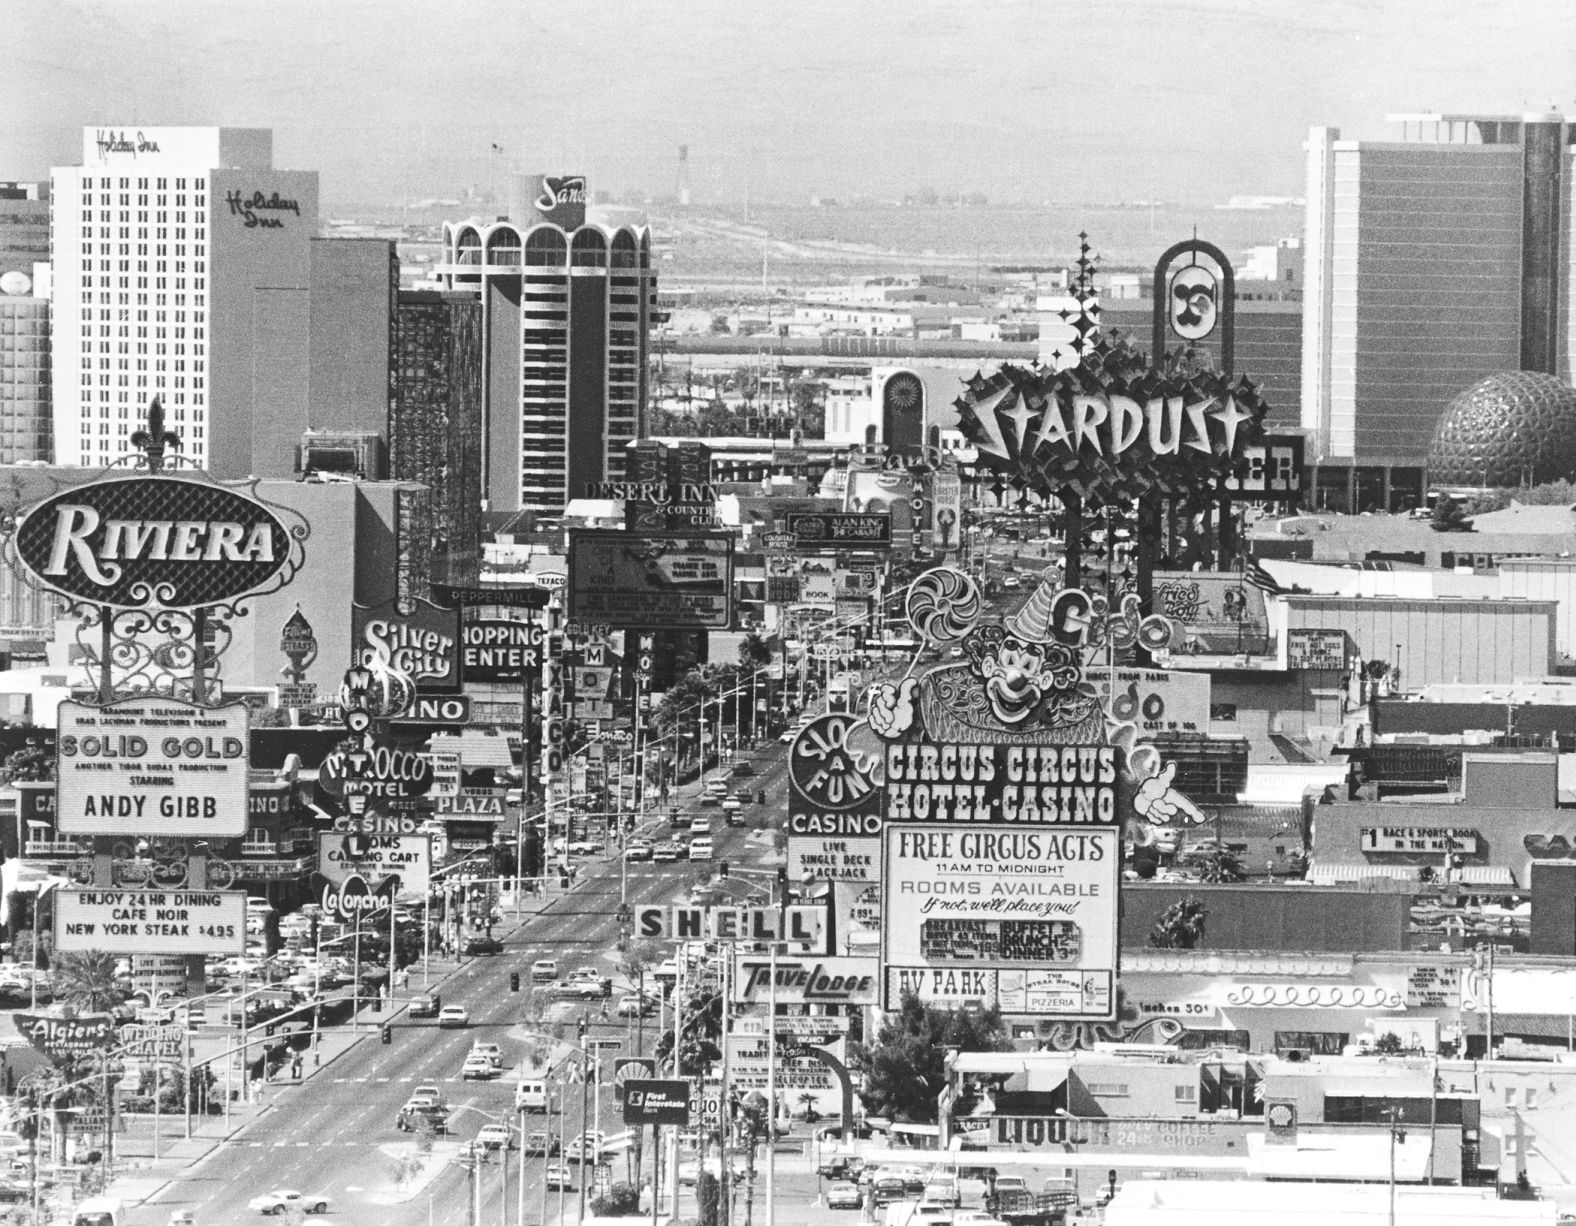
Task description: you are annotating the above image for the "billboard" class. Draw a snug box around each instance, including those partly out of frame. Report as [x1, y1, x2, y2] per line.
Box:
[879, 812, 1118, 1015]
[352, 597, 461, 692]
[568, 531, 733, 629]
[55, 697, 250, 836]
[621, 1078, 691, 1126]
[461, 619, 542, 684]
[1086, 667, 1210, 737]
[931, 468, 963, 551]
[55, 888, 248, 956]
[13, 1013, 116, 1059]
[524, 173, 588, 229]
[787, 513, 891, 550]
[317, 832, 431, 892]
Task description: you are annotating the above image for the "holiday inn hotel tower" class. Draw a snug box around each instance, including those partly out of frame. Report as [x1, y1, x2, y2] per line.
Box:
[50, 127, 319, 477]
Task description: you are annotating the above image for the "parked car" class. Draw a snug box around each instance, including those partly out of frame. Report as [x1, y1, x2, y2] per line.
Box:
[826, 1182, 862, 1210]
[247, 1189, 329, 1215]
[437, 1005, 470, 1028]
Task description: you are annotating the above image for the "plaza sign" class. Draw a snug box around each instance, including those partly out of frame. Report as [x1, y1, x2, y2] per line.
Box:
[10, 475, 303, 611]
[55, 697, 250, 836]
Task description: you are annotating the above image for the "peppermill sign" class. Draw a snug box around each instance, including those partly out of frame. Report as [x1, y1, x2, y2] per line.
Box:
[7, 474, 306, 611]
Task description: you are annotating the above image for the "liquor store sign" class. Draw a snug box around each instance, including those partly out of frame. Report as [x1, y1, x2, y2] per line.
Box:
[9, 475, 303, 611]
[54, 888, 247, 955]
[55, 697, 250, 836]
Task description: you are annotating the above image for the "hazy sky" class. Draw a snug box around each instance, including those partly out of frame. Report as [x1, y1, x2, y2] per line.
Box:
[6, 0, 1575, 208]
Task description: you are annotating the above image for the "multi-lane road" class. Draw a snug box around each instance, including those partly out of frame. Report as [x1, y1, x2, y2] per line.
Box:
[130, 741, 794, 1226]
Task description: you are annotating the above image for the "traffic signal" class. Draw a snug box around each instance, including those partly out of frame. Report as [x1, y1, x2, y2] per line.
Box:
[510, 972, 520, 992]
[718, 861, 729, 878]
[372, 993, 382, 1013]
[381, 1025, 392, 1045]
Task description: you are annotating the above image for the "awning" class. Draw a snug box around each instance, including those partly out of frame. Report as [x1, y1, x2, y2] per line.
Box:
[1246, 1131, 1433, 1181]
[1308, 863, 1419, 884]
[1454, 866, 1517, 886]
[427, 730, 515, 768]
[1468, 1012, 1576, 1039]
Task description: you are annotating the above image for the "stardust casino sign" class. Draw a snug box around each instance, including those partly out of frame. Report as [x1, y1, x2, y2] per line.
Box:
[7, 474, 305, 611]
[953, 357, 1269, 501]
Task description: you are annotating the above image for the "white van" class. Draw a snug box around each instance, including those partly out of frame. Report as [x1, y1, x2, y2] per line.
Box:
[72, 1199, 123, 1226]
[515, 1079, 549, 1112]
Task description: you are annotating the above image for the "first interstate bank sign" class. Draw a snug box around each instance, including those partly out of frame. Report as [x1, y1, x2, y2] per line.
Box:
[9, 474, 304, 610]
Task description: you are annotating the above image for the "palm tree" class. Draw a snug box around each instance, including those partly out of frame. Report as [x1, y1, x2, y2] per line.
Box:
[51, 951, 126, 1016]
[1148, 898, 1209, 949]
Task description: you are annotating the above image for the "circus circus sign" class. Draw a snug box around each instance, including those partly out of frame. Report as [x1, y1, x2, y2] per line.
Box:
[953, 361, 1269, 501]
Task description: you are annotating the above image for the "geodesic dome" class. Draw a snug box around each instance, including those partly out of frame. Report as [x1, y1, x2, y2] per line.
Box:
[1427, 371, 1576, 489]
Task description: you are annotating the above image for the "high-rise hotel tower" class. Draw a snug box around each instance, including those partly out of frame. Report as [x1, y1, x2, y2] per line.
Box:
[50, 127, 319, 475]
[435, 175, 657, 517]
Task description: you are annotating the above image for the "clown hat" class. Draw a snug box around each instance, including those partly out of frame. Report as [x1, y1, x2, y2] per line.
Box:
[1005, 576, 1060, 643]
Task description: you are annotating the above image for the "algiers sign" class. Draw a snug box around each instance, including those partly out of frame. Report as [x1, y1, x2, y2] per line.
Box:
[8, 475, 306, 610]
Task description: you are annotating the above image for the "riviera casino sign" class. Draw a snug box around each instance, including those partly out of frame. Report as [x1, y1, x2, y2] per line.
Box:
[8, 475, 303, 611]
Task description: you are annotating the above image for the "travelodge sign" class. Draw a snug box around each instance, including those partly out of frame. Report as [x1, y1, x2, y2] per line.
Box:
[8, 475, 305, 610]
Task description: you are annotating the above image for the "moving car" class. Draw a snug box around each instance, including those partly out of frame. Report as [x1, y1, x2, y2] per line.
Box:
[653, 840, 684, 862]
[826, 1182, 862, 1210]
[515, 1080, 549, 1112]
[530, 959, 559, 984]
[689, 818, 712, 837]
[477, 1124, 514, 1150]
[437, 1005, 470, 1028]
[544, 977, 596, 999]
[698, 791, 721, 808]
[470, 1041, 504, 1068]
[408, 993, 441, 1018]
[688, 837, 714, 861]
[732, 761, 755, 777]
[463, 935, 504, 956]
[870, 1177, 907, 1207]
[248, 1189, 330, 1215]
[624, 839, 655, 862]
[616, 994, 656, 1018]
[461, 1054, 498, 1080]
[544, 1164, 573, 1190]
[523, 1131, 559, 1156]
[721, 798, 742, 817]
[777, 728, 796, 744]
[565, 1131, 607, 1163]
